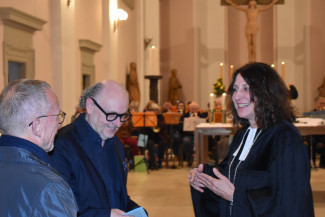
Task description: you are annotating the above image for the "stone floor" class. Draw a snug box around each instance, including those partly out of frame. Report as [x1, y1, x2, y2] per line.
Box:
[127, 163, 325, 217]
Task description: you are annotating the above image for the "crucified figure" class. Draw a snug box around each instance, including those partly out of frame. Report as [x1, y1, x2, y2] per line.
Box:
[226, 0, 279, 62]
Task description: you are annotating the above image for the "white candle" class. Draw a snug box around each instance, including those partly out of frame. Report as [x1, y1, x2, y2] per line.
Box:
[230, 65, 234, 79]
[209, 93, 215, 110]
[221, 93, 226, 110]
[220, 63, 224, 79]
[281, 61, 285, 80]
[149, 46, 158, 75]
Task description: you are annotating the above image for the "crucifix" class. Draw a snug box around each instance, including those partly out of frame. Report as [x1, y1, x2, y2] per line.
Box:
[224, 0, 280, 62]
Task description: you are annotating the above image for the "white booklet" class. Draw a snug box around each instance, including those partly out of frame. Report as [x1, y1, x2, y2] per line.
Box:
[122, 207, 147, 217]
[137, 134, 148, 147]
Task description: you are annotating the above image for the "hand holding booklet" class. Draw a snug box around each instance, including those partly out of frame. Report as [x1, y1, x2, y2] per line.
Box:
[122, 207, 148, 217]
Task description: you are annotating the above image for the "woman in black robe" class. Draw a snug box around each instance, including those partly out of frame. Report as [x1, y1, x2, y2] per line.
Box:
[189, 62, 314, 217]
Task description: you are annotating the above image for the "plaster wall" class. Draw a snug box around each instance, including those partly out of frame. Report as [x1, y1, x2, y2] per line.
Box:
[310, 0, 325, 105]
[160, 0, 195, 105]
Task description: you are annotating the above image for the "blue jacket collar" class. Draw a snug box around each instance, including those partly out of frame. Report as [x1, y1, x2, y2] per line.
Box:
[74, 114, 115, 148]
[0, 134, 50, 164]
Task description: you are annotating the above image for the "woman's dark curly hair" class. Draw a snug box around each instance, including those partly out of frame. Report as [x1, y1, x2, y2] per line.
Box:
[226, 62, 295, 129]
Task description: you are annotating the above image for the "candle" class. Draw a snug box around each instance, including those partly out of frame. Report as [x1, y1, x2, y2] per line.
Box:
[220, 63, 224, 79]
[149, 46, 158, 75]
[209, 93, 215, 110]
[271, 64, 275, 68]
[230, 65, 234, 78]
[221, 93, 226, 110]
[281, 61, 285, 80]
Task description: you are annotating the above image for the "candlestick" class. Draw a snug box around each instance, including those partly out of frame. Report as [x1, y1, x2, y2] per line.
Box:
[281, 61, 285, 80]
[221, 92, 226, 110]
[209, 93, 215, 110]
[220, 63, 224, 79]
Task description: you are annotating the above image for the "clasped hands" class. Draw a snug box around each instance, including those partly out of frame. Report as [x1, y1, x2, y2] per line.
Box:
[188, 164, 235, 202]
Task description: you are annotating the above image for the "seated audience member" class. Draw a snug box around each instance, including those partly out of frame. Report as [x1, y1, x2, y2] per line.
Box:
[170, 101, 186, 159]
[116, 108, 139, 169]
[142, 102, 169, 169]
[0, 79, 78, 217]
[177, 101, 185, 114]
[49, 80, 144, 217]
[308, 96, 325, 167]
[180, 101, 208, 167]
[129, 101, 139, 112]
[315, 96, 325, 111]
[162, 100, 172, 113]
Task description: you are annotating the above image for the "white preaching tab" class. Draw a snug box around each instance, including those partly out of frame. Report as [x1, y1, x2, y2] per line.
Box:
[239, 127, 257, 161]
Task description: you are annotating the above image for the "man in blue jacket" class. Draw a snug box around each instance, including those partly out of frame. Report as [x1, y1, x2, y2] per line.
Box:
[0, 79, 78, 217]
[49, 80, 144, 217]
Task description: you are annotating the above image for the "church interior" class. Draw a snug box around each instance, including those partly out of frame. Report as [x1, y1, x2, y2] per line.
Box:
[0, 0, 325, 216]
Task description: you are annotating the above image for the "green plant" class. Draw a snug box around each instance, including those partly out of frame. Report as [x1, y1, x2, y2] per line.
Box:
[213, 78, 225, 97]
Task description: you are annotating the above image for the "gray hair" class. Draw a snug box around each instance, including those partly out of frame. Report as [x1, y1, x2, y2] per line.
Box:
[0, 79, 51, 135]
[79, 82, 104, 110]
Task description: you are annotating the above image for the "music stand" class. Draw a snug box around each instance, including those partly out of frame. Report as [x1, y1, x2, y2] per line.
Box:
[132, 111, 157, 128]
[163, 112, 182, 168]
[132, 112, 157, 173]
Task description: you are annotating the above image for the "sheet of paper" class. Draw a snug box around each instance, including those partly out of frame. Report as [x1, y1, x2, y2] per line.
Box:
[123, 207, 147, 217]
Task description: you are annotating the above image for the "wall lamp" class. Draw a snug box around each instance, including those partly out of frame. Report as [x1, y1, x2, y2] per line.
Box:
[113, 9, 128, 32]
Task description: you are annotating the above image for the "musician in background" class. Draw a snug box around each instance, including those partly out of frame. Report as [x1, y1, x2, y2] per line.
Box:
[311, 96, 325, 168]
[142, 102, 169, 169]
[180, 101, 208, 167]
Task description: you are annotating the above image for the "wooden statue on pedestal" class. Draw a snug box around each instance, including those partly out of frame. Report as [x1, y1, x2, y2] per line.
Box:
[168, 69, 182, 105]
[127, 62, 140, 108]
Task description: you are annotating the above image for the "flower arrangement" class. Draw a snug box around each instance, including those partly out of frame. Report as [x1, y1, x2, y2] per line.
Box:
[213, 78, 225, 97]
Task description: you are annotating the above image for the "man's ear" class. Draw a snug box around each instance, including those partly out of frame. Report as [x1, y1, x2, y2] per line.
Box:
[85, 98, 93, 114]
[31, 119, 41, 138]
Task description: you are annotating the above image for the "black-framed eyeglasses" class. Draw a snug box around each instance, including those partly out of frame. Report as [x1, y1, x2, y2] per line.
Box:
[28, 111, 66, 127]
[90, 98, 131, 122]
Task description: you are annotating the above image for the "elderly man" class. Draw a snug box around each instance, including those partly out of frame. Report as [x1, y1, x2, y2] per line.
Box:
[0, 79, 78, 217]
[180, 101, 208, 167]
[49, 80, 144, 217]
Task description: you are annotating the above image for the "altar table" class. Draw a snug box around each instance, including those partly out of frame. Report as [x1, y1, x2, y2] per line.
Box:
[194, 122, 325, 166]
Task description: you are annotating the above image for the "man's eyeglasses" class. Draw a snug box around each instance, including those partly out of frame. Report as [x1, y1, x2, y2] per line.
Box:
[28, 111, 66, 127]
[90, 98, 131, 122]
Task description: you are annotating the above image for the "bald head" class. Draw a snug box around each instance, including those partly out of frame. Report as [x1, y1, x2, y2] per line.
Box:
[189, 101, 200, 114]
[80, 80, 129, 141]
[79, 80, 129, 111]
[101, 80, 129, 102]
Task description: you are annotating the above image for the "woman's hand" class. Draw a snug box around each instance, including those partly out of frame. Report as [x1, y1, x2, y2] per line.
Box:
[188, 164, 205, 192]
[197, 167, 235, 201]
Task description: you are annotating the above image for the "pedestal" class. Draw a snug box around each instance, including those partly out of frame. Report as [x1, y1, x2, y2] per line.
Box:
[145, 75, 163, 103]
